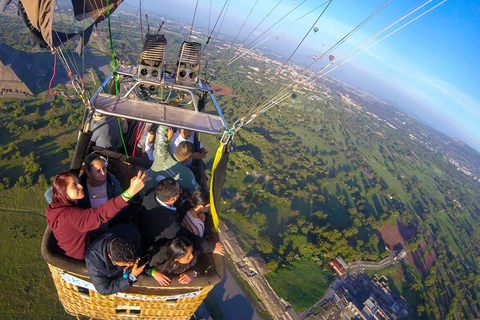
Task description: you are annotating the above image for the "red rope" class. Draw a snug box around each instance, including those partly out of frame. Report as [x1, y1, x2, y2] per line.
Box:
[49, 53, 58, 96]
[133, 123, 146, 157]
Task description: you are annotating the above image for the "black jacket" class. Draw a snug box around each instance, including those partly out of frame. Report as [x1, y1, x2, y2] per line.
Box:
[78, 172, 122, 209]
[145, 239, 199, 276]
[85, 224, 140, 295]
[137, 188, 194, 249]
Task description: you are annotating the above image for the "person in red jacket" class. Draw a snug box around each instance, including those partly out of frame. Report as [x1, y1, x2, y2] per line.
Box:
[46, 170, 149, 260]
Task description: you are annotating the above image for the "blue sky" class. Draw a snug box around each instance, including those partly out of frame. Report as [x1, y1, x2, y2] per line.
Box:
[143, 0, 480, 152]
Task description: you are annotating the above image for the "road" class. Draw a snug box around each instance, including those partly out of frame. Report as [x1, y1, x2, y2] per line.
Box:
[213, 270, 262, 320]
[346, 256, 394, 274]
[219, 223, 297, 320]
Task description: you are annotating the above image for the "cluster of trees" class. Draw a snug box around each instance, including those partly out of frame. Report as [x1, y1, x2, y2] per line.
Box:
[208, 56, 480, 318]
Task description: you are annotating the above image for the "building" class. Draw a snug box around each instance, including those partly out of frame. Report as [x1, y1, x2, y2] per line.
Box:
[329, 259, 346, 276]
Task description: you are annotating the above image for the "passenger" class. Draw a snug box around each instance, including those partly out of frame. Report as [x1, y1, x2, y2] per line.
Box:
[85, 224, 144, 295]
[138, 177, 224, 254]
[79, 153, 122, 208]
[146, 236, 200, 286]
[137, 177, 191, 249]
[168, 128, 207, 167]
[147, 125, 199, 194]
[168, 127, 208, 189]
[90, 113, 127, 152]
[46, 170, 148, 260]
[182, 188, 210, 238]
[44, 153, 122, 208]
[144, 124, 159, 161]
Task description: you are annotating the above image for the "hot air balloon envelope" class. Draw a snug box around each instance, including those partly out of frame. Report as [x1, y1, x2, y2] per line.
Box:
[314, 27, 319, 33]
[329, 55, 334, 61]
[313, 55, 317, 60]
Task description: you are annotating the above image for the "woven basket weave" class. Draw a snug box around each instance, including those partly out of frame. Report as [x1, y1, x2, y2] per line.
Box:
[47, 263, 214, 319]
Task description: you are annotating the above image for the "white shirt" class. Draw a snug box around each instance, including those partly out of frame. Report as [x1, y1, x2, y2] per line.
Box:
[169, 130, 203, 167]
[87, 183, 108, 208]
[155, 196, 176, 211]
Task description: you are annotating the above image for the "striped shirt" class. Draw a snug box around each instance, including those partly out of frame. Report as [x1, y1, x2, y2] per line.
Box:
[182, 211, 205, 238]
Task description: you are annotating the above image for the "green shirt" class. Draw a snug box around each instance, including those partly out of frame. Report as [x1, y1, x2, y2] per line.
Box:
[147, 125, 199, 194]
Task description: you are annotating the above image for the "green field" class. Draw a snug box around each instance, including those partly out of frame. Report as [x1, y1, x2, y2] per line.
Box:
[266, 259, 334, 312]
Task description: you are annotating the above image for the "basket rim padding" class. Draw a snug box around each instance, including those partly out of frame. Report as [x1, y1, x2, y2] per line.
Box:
[41, 226, 224, 289]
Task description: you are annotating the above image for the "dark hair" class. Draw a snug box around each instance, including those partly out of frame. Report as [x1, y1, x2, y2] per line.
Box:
[148, 124, 159, 135]
[107, 236, 138, 263]
[191, 188, 210, 207]
[155, 237, 194, 274]
[51, 172, 78, 206]
[176, 141, 194, 159]
[82, 152, 108, 174]
[155, 177, 179, 202]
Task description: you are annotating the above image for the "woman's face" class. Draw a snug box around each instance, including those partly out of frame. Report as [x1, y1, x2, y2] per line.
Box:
[66, 176, 84, 201]
[86, 159, 107, 185]
[175, 246, 194, 264]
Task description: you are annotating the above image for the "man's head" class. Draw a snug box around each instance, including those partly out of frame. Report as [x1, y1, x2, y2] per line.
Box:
[155, 177, 181, 204]
[175, 141, 194, 163]
[107, 236, 138, 266]
[179, 129, 194, 140]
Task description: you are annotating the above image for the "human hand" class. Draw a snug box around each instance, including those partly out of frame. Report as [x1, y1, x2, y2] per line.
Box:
[132, 258, 146, 277]
[126, 170, 150, 196]
[167, 127, 174, 142]
[153, 271, 171, 286]
[178, 271, 195, 284]
[213, 242, 225, 256]
[197, 212, 206, 222]
[192, 152, 206, 160]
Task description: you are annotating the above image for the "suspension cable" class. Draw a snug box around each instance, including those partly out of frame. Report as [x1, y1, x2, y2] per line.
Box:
[230, 0, 444, 133]
[201, 0, 230, 55]
[246, 0, 396, 119]
[189, 0, 200, 42]
[226, 1, 329, 66]
[274, 0, 333, 78]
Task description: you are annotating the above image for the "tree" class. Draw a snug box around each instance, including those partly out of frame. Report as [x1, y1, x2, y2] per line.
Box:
[267, 260, 278, 271]
[256, 237, 273, 254]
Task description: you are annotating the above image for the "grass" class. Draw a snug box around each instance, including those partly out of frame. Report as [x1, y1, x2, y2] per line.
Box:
[266, 259, 334, 312]
[434, 210, 467, 259]
[0, 209, 70, 320]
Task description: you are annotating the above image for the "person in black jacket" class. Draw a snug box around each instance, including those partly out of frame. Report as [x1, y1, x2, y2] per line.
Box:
[138, 177, 225, 255]
[146, 236, 200, 286]
[85, 225, 145, 295]
[137, 177, 192, 248]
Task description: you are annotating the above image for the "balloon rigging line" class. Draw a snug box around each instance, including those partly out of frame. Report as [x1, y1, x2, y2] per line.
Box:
[227, 1, 329, 66]
[264, 0, 442, 117]
[201, 0, 230, 55]
[309, 0, 448, 86]
[241, 0, 395, 121]
[226, 0, 260, 56]
[252, 0, 404, 117]
[235, 0, 283, 49]
[233, 0, 443, 131]
[274, 0, 333, 78]
[189, 0, 200, 42]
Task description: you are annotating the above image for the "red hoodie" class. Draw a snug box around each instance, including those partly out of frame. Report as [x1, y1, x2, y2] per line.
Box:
[46, 195, 128, 260]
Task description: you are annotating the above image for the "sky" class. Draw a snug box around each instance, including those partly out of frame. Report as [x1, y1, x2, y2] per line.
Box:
[141, 0, 480, 152]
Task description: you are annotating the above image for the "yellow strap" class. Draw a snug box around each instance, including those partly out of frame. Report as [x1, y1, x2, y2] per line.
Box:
[209, 142, 225, 232]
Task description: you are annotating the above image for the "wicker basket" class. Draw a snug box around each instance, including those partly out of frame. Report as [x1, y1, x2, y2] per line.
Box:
[42, 227, 224, 319]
